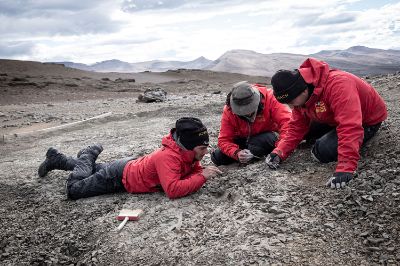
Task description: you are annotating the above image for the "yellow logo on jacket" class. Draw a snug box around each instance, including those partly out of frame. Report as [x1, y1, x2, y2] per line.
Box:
[315, 101, 327, 113]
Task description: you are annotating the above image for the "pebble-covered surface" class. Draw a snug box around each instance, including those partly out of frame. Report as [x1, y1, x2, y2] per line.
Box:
[0, 61, 399, 265]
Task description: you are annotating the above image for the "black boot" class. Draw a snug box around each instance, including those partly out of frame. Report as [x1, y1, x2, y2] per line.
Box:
[38, 148, 77, 177]
[76, 144, 103, 160]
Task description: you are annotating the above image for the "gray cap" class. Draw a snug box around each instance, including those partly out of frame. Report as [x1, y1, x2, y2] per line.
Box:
[230, 81, 260, 116]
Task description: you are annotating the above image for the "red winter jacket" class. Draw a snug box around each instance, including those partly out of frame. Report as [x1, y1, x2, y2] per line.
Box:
[273, 58, 387, 173]
[218, 84, 292, 159]
[122, 132, 206, 199]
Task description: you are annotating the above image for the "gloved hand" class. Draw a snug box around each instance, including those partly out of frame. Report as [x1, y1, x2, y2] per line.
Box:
[237, 149, 254, 163]
[326, 172, 353, 189]
[265, 153, 281, 169]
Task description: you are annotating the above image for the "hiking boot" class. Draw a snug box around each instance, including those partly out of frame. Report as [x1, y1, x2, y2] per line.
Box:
[77, 144, 103, 160]
[38, 147, 76, 177]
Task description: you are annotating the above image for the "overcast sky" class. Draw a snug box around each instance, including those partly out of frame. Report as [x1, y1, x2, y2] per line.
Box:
[0, 0, 399, 64]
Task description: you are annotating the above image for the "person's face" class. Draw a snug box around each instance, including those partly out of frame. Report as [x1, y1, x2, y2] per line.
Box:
[243, 111, 257, 122]
[287, 89, 309, 108]
[193, 145, 209, 161]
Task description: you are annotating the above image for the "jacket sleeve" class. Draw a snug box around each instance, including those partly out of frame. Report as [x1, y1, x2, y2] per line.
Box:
[269, 97, 292, 147]
[217, 107, 240, 160]
[329, 78, 364, 173]
[273, 108, 310, 160]
[155, 155, 206, 199]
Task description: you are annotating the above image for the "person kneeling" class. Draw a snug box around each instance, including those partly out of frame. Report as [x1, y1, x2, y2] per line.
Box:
[211, 81, 291, 166]
[265, 58, 387, 189]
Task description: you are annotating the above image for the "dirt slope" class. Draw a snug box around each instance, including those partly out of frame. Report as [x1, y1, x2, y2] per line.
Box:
[0, 61, 399, 265]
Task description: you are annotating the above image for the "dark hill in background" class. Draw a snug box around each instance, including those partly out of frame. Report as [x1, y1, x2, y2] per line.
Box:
[55, 46, 400, 77]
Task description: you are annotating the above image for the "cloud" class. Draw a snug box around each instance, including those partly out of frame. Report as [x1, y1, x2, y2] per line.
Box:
[0, 0, 399, 64]
[120, 0, 249, 12]
[0, 0, 112, 16]
[0, 0, 123, 36]
[99, 37, 160, 46]
[0, 41, 34, 57]
[295, 11, 358, 27]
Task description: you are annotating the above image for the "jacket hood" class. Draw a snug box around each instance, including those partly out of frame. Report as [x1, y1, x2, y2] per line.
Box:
[299, 58, 330, 106]
[161, 131, 196, 163]
[298, 58, 330, 87]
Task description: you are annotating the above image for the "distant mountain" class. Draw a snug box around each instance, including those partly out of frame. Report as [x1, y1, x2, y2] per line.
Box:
[206, 50, 308, 77]
[54, 46, 400, 76]
[56, 56, 213, 73]
[310, 46, 400, 76]
[58, 61, 92, 71]
[207, 46, 400, 76]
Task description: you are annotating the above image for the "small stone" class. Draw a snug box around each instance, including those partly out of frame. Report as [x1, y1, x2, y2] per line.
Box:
[275, 213, 288, 219]
[324, 223, 335, 230]
[359, 231, 370, 237]
[367, 238, 385, 244]
[269, 206, 285, 214]
[361, 195, 373, 202]
[367, 247, 381, 251]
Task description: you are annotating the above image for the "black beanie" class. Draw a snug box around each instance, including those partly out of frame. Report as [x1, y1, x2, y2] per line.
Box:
[175, 117, 209, 150]
[271, 69, 307, 103]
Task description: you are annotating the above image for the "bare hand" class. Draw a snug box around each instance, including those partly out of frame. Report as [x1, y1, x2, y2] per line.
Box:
[237, 149, 254, 163]
[202, 166, 223, 180]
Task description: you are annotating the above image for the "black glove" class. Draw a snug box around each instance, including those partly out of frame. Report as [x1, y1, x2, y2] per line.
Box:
[265, 153, 281, 170]
[326, 172, 353, 189]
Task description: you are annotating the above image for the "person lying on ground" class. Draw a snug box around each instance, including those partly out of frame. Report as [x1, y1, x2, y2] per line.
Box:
[211, 81, 291, 166]
[38, 117, 222, 200]
[265, 58, 387, 189]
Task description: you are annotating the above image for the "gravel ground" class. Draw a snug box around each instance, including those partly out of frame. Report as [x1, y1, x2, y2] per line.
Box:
[0, 60, 399, 265]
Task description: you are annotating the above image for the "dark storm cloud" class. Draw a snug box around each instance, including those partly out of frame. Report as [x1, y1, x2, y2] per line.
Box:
[0, 0, 122, 36]
[0, 41, 34, 57]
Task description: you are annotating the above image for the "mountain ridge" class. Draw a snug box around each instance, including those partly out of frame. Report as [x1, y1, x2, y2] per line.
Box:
[54, 46, 400, 76]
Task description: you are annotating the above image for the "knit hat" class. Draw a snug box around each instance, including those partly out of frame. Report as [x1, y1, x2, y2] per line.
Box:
[175, 117, 209, 150]
[271, 69, 307, 103]
[230, 81, 260, 116]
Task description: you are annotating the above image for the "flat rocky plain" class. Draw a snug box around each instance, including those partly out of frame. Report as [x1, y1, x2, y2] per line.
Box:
[0, 59, 399, 265]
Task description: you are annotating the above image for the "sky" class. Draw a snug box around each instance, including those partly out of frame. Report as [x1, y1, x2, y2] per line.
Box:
[0, 0, 399, 64]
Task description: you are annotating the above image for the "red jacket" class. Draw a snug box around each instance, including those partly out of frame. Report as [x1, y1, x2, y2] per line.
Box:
[122, 132, 206, 199]
[218, 84, 292, 159]
[273, 58, 387, 173]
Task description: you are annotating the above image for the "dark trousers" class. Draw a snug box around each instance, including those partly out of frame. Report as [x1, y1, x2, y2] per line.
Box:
[66, 155, 134, 200]
[211, 131, 277, 166]
[311, 122, 382, 163]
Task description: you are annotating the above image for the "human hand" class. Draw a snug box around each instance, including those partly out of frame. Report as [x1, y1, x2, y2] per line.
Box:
[202, 166, 223, 180]
[326, 172, 353, 189]
[237, 149, 254, 163]
[265, 153, 281, 170]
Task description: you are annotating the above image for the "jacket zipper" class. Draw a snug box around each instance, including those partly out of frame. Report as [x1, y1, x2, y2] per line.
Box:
[246, 121, 251, 145]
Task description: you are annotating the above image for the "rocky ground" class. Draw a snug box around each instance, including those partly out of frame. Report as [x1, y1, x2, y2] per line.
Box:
[0, 59, 399, 265]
